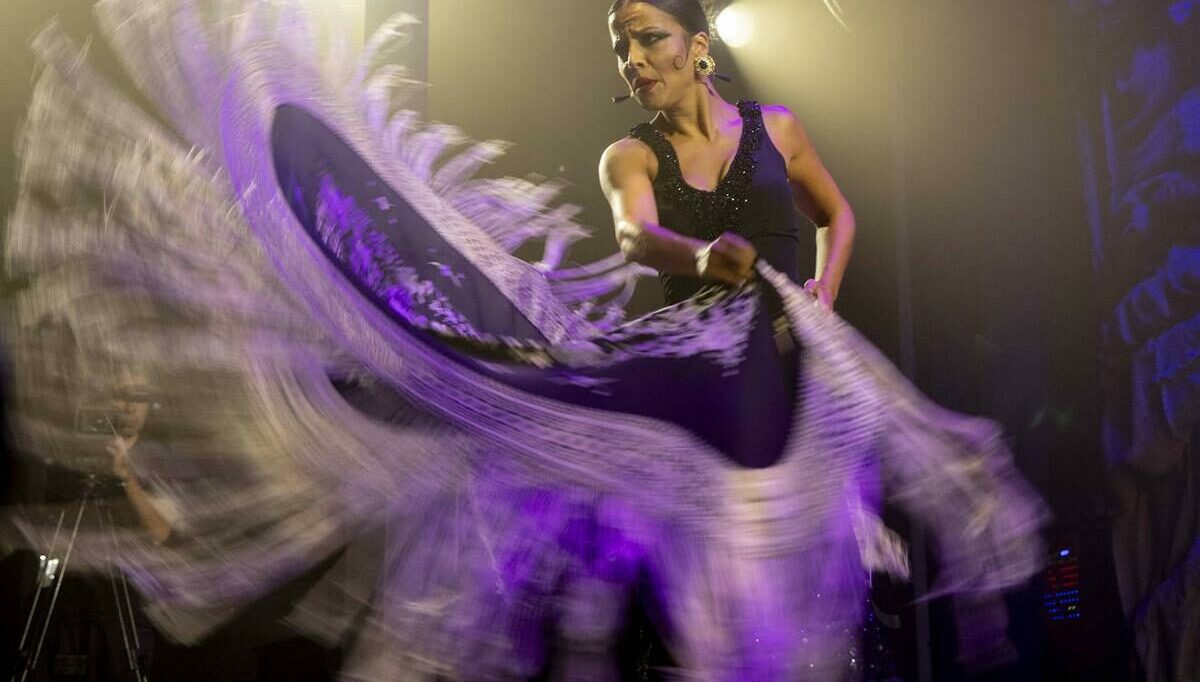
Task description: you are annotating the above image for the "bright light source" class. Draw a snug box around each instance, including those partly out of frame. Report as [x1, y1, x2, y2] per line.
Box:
[715, 5, 753, 48]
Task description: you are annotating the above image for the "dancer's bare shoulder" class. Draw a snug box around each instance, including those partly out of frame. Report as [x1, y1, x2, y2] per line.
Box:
[599, 136, 658, 194]
[759, 104, 817, 163]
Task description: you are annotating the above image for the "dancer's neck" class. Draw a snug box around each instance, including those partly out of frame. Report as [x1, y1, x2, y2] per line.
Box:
[654, 83, 737, 141]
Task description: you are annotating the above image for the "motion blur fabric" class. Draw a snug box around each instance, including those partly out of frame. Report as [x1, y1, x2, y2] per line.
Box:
[4, 2, 1046, 679]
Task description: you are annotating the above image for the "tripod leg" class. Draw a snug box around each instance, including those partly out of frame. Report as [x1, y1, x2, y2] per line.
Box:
[117, 561, 149, 682]
[19, 496, 88, 682]
[99, 502, 146, 681]
[99, 500, 136, 674]
[13, 508, 66, 658]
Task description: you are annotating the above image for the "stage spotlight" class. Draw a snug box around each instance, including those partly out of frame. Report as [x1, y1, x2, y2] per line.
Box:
[715, 5, 753, 48]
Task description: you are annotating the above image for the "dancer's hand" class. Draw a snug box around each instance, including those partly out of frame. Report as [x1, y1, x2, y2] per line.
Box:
[694, 232, 756, 286]
[803, 278, 835, 312]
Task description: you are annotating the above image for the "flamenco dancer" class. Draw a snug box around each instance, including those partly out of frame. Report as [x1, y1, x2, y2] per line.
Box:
[2, 0, 1047, 679]
[603, 0, 853, 316]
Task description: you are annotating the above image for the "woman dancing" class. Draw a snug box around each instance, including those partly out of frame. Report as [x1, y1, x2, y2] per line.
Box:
[603, 0, 853, 314]
[3, 1, 1046, 679]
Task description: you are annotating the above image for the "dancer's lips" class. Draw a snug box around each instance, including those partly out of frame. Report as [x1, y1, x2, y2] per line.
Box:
[633, 77, 658, 92]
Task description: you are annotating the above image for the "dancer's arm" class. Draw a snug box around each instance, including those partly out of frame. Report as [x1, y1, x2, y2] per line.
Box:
[762, 106, 856, 309]
[600, 138, 756, 286]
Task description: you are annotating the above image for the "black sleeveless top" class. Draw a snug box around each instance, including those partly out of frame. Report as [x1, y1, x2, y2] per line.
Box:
[629, 101, 801, 305]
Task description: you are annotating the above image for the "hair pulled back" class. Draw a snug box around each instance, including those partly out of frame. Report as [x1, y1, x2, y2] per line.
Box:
[608, 0, 712, 37]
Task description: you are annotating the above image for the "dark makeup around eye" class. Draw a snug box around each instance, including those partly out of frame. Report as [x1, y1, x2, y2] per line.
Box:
[612, 23, 671, 58]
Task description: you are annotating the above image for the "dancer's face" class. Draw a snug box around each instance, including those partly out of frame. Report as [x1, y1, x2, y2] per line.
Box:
[609, 3, 707, 110]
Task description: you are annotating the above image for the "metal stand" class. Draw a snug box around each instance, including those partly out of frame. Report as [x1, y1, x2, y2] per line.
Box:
[11, 475, 149, 682]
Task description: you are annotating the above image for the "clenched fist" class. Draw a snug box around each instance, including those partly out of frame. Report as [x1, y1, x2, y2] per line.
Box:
[694, 232, 757, 286]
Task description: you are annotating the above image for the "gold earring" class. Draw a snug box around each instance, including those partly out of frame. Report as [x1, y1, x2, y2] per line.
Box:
[694, 54, 717, 78]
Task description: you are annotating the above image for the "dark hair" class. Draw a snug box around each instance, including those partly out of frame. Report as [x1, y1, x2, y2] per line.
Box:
[608, 0, 712, 37]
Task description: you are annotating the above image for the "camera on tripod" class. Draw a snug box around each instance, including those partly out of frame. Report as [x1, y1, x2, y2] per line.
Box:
[11, 398, 157, 682]
[57, 405, 126, 496]
[74, 405, 116, 437]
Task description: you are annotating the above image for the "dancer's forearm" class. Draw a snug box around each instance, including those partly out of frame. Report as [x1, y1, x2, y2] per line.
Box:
[814, 207, 855, 300]
[616, 219, 706, 277]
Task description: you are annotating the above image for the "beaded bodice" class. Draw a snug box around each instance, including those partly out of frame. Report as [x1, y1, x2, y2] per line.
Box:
[630, 101, 801, 305]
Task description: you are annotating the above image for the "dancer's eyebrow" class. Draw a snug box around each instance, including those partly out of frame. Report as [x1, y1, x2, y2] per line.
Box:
[612, 24, 664, 56]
